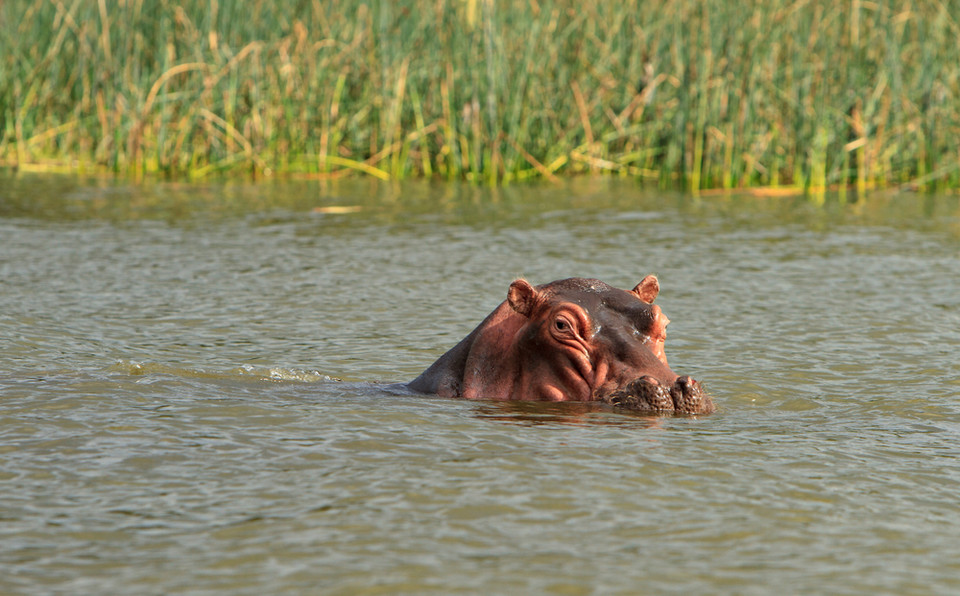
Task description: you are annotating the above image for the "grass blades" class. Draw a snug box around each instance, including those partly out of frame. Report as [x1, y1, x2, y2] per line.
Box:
[1, 0, 958, 190]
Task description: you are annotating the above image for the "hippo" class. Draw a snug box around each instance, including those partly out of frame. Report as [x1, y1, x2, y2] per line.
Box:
[408, 276, 714, 414]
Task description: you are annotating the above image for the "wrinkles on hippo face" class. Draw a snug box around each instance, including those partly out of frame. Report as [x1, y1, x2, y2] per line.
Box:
[544, 304, 593, 366]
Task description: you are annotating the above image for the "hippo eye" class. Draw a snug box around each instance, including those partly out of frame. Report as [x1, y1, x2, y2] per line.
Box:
[551, 311, 584, 337]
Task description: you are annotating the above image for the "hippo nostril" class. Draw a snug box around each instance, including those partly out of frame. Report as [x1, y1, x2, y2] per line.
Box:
[601, 375, 674, 412]
[670, 375, 714, 414]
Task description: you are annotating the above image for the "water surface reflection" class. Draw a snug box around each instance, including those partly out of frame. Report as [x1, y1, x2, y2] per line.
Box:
[470, 400, 669, 428]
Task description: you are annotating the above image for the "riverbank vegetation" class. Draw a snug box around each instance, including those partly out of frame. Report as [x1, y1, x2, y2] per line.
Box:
[2, 0, 959, 190]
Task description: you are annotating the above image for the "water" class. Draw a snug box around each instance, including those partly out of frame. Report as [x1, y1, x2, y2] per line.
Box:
[1, 175, 959, 594]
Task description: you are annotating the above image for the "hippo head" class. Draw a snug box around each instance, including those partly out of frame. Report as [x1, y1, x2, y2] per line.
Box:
[409, 276, 713, 415]
[500, 277, 713, 414]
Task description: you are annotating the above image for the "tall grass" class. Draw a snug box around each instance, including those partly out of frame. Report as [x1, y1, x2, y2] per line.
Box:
[2, 0, 959, 190]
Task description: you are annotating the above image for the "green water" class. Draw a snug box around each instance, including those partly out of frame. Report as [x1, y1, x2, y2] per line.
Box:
[2, 175, 959, 594]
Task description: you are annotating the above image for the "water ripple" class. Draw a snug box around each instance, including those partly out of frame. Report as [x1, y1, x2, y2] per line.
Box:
[1, 180, 959, 593]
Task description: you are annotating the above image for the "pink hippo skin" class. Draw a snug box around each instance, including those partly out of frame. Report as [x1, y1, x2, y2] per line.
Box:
[408, 276, 714, 414]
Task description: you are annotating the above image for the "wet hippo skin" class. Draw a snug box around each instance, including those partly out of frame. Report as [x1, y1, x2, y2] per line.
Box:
[408, 276, 714, 414]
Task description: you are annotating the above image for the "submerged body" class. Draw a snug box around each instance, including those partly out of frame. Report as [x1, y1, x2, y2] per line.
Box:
[408, 276, 714, 415]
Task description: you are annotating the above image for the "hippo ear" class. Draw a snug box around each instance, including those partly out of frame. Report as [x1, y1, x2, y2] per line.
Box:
[507, 279, 540, 317]
[631, 275, 660, 303]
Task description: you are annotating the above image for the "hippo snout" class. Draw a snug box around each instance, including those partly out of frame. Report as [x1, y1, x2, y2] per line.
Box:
[601, 375, 714, 415]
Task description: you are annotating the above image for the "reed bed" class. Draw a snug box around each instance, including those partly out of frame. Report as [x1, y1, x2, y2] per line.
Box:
[2, 0, 959, 190]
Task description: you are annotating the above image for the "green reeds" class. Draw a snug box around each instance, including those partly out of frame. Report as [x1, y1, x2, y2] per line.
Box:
[2, 0, 959, 190]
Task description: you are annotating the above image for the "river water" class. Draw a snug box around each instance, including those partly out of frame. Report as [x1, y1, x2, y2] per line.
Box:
[1, 175, 958, 594]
